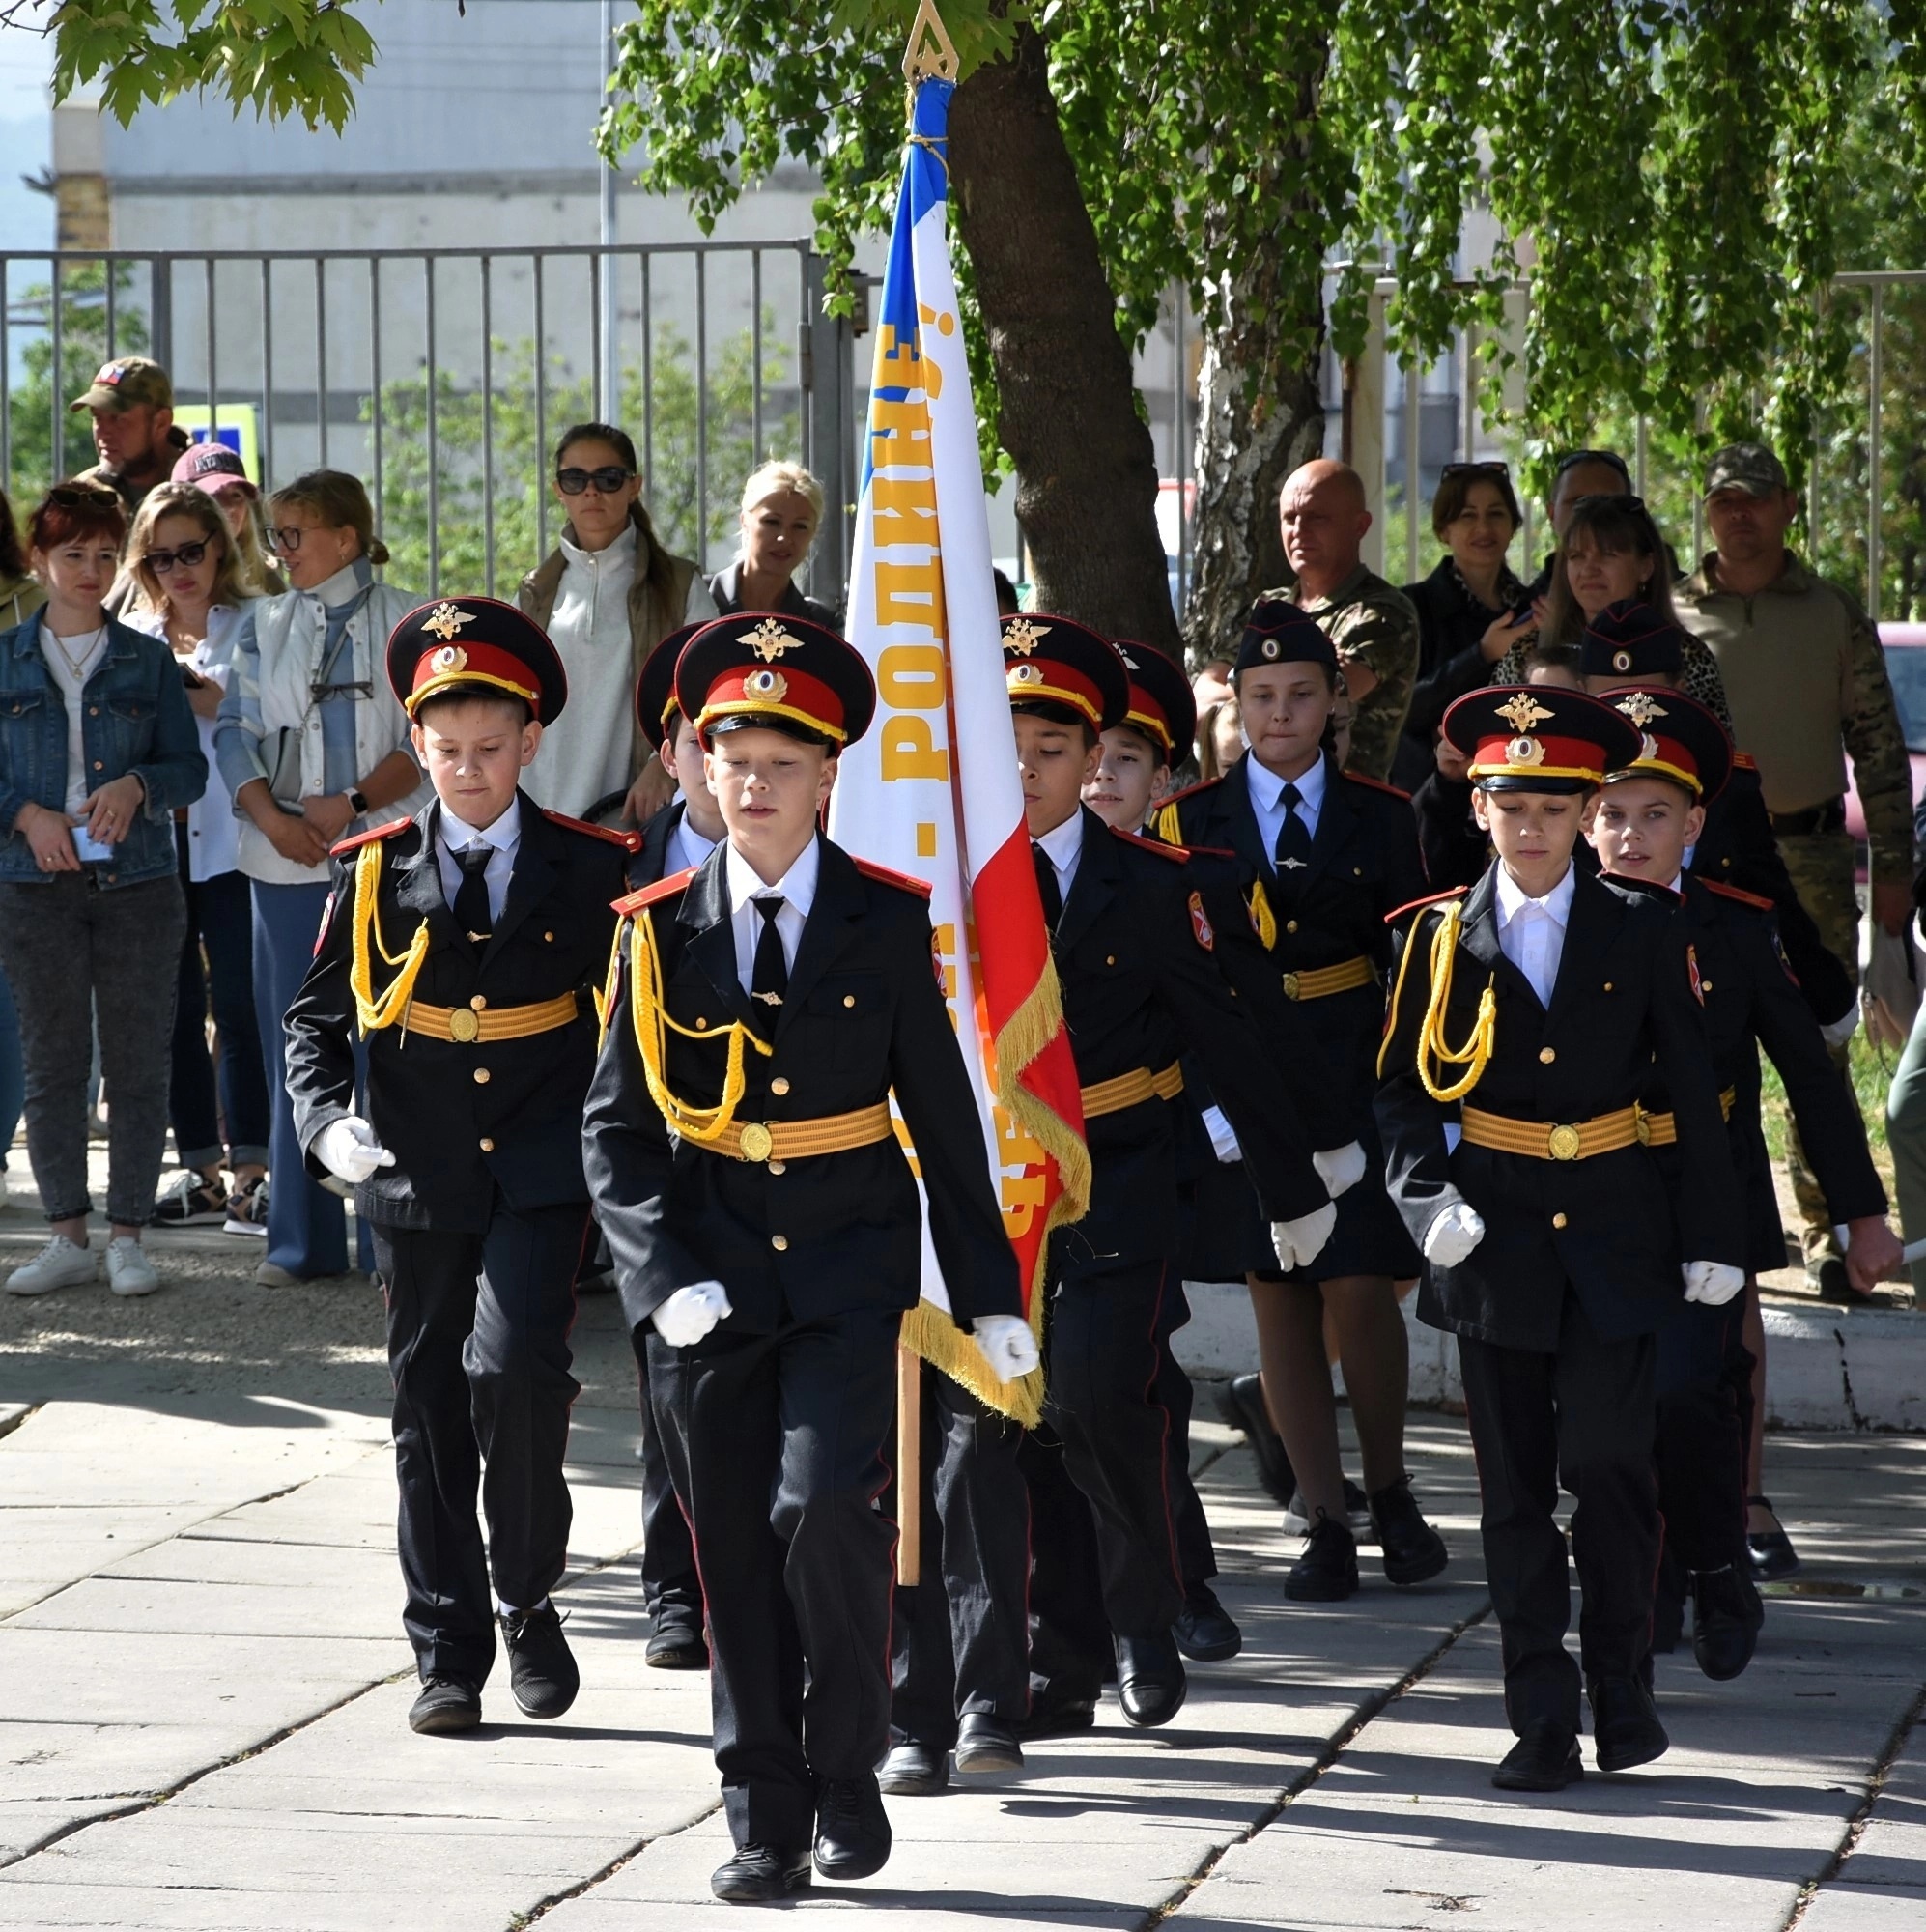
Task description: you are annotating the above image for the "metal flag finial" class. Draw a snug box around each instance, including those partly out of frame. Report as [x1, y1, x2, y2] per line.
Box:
[902, 0, 960, 84]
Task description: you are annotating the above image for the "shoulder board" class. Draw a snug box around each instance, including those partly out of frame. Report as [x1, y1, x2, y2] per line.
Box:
[1161, 776, 1222, 810]
[851, 855, 934, 899]
[329, 816, 411, 859]
[1703, 879, 1773, 912]
[611, 867, 697, 917]
[1732, 751, 1757, 771]
[1343, 770, 1412, 801]
[1383, 884, 1467, 926]
[1180, 841, 1239, 860]
[543, 809, 641, 852]
[1110, 826, 1187, 864]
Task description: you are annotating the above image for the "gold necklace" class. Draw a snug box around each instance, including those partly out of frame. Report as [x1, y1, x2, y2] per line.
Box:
[44, 625, 104, 682]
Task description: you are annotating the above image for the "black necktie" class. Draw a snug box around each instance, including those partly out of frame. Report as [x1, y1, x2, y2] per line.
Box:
[751, 895, 788, 1027]
[1032, 841, 1063, 931]
[1274, 781, 1312, 876]
[453, 844, 494, 946]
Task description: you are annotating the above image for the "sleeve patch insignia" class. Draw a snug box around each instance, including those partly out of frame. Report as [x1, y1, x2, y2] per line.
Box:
[1189, 891, 1214, 951]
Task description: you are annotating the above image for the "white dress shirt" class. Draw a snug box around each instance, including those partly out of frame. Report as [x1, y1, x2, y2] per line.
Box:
[1031, 808, 1086, 906]
[1245, 752, 1326, 869]
[668, 807, 720, 876]
[435, 797, 522, 925]
[726, 837, 819, 994]
[1493, 862, 1576, 1008]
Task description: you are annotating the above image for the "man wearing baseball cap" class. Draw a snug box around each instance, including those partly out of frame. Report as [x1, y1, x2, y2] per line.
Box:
[69, 356, 190, 513]
[1674, 441, 1912, 1307]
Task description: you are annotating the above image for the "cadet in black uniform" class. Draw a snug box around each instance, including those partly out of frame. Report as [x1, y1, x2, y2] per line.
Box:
[1005, 612, 1337, 1730]
[1583, 690, 1900, 1679]
[1376, 687, 1746, 1792]
[1158, 604, 1446, 1603]
[582, 613, 1032, 1904]
[284, 597, 637, 1735]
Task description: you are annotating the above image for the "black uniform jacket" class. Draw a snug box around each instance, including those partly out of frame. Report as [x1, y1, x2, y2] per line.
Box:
[1375, 865, 1745, 1352]
[625, 796, 708, 893]
[1642, 875, 1884, 1271]
[1163, 752, 1430, 1145]
[581, 834, 1022, 1336]
[286, 795, 634, 1233]
[1049, 810, 1327, 1277]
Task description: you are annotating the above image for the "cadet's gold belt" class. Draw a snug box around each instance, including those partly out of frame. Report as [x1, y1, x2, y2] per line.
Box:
[1459, 1103, 1643, 1161]
[1080, 1061, 1185, 1120]
[1281, 955, 1375, 1002]
[706, 1101, 894, 1164]
[1632, 1088, 1739, 1148]
[401, 992, 581, 1045]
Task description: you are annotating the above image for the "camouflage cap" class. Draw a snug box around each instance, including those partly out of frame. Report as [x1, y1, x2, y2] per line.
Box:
[1703, 441, 1788, 498]
[68, 356, 174, 414]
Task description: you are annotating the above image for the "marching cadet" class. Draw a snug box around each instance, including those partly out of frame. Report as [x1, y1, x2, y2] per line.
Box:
[1376, 686, 1746, 1792]
[620, 624, 715, 1670]
[1003, 612, 1338, 1730]
[1082, 639, 1196, 833]
[1157, 603, 1447, 1603]
[284, 597, 637, 1735]
[1582, 689, 1900, 1679]
[581, 612, 1034, 1904]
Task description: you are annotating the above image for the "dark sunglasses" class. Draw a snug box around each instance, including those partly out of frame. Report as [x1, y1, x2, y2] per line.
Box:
[145, 540, 212, 573]
[1553, 447, 1633, 485]
[1441, 459, 1512, 480]
[556, 465, 635, 496]
[46, 481, 123, 509]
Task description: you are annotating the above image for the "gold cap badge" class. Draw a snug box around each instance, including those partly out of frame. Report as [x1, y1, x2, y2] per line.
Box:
[431, 644, 467, 673]
[745, 668, 789, 701]
[422, 602, 476, 644]
[1004, 618, 1052, 656]
[1504, 734, 1547, 766]
[1495, 693, 1555, 734]
[743, 617, 800, 662]
[1614, 690, 1669, 729]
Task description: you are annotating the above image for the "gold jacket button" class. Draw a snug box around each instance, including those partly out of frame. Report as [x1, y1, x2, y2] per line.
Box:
[771, 1234, 789, 1252]
[1539, 1047, 1556, 1064]
[470, 995, 487, 1011]
[479, 1137, 496, 1152]
[545, 930, 555, 941]
[1701, 980, 1713, 992]
[768, 1160, 787, 1176]
[695, 1017, 708, 1031]
[1603, 981, 1613, 992]
[771, 1075, 791, 1096]
[1106, 955, 1116, 966]
[1286, 920, 1299, 934]
[1552, 1211, 1568, 1230]
[843, 994, 856, 1008]
[473, 1067, 491, 1085]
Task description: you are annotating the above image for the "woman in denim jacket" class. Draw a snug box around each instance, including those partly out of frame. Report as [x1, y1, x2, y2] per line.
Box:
[0, 481, 207, 1299]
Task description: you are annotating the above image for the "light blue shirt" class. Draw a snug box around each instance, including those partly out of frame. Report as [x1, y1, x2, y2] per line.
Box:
[1245, 752, 1327, 869]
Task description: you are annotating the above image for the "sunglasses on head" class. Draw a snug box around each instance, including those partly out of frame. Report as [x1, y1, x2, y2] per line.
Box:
[145, 540, 212, 573]
[1441, 460, 1512, 480]
[556, 465, 635, 497]
[46, 481, 123, 510]
[1554, 448, 1634, 485]
[1568, 492, 1650, 516]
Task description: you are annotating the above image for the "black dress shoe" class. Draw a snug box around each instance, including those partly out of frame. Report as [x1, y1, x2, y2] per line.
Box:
[1492, 1719, 1583, 1791]
[1285, 1508, 1360, 1602]
[1747, 1495, 1800, 1580]
[813, 1774, 892, 1881]
[1691, 1564, 1764, 1682]
[1115, 1633, 1187, 1728]
[712, 1844, 811, 1903]
[1017, 1692, 1096, 1739]
[878, 1739, 949, 1795]
[953, 1712, 1025, 1774]
[645, 1618, 710, 1670]
[1588, 1674, 1669, 1772]
[1367, 1474, 1448, 1586]
[408, 1674, 482, 1735]
[1174, 1583, 1243, 1662]
[499, 1602, 579, 1719]
[1218, 1373, 1296, 1507]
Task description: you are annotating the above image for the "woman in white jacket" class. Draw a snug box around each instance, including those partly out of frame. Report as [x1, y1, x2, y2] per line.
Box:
[213, 469, 430, 1285]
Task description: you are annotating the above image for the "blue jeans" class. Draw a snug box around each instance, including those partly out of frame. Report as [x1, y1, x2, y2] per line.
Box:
[0, 961, 23, 1179]
[171, 833, 271, 1171]
[253, 878, 371, 1276]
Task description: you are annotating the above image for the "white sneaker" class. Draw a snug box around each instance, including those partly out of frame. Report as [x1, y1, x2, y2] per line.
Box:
[104, 1236, 160, 1298]
[6, 1234, 96, 1296]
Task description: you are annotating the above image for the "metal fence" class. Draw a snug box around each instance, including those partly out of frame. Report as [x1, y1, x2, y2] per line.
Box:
[1, 244, 860, 609]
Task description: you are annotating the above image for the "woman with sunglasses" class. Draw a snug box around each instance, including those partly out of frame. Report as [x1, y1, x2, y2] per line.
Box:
[516, 423, 715, 823]
[214, 469, 429, 1286]
[1394, 461, 1531, 790]
[123, 484, 272, 1238]
[0, 481, 207, 1299]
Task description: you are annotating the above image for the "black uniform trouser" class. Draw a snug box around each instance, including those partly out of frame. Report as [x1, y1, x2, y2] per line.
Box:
[647, 1307, 900, 1853]
[888, 1361, 1032, 1747]
[639, 1374, 704, 1626]
[1045, 1260, 1187, 1640]
[1020, 1423, 1111, 1703]
[372, 1200, 585, 1684]
[1653, 1298, 1751, 1575]
[1153, 1279, 1217, 1591]
[1458, 1293, 1659, 1736]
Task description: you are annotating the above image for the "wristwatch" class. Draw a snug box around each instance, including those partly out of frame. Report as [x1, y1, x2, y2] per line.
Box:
[347, 787, 371, 816]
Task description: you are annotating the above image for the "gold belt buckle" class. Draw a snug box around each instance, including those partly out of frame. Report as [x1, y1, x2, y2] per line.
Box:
[738, 1122, 775, 1163]
[1546, 1123, 1582, 1161]
[447, 1008, 480, 1043]
[1282, 972, 1300, 1000]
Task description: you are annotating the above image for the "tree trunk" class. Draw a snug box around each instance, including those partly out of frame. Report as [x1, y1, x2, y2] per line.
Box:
[1183, 57, 1331, 660]
[949, 27, 1181, 656]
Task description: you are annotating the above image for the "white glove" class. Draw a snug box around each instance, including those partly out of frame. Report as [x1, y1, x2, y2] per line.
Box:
[1272, 1201, 1338, 1271]
[651, 1280, 732, 1348]
[315, 1116, 395, 1185]
[972, 1314, 1040, 1382]
[1313, 1142, 1367, 1198]
[1424, 1202, 1486, 1267]
[1201, 1105, 1243, 1164]
[1683, 1260, 1745, 1306]
[1821, 1005, 1860, 1053]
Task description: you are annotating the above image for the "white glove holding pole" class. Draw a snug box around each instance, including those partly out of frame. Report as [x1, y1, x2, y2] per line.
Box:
[1683, 1260, 1745, 1306]
[1424, 1202, 1486, 1267]
[1272, 1201, 1338, 1271]
[972, 1315, 1040, 1382]
[1313, 1141, 1367, 1199]
[651, 1280, 732, 1348]
[314, 1116, 396, 1185]
[1820, 1005, 1860, 1053]
[1201, 1105, 1243, 1164]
